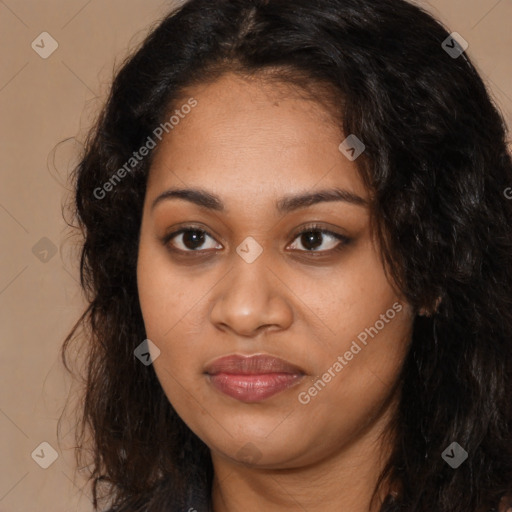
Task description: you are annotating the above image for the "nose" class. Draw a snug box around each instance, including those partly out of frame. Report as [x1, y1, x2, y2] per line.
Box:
[209, 253, 294, 338]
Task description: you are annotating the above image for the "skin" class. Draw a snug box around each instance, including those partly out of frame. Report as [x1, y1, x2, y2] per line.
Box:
[137, 72, 416, 512]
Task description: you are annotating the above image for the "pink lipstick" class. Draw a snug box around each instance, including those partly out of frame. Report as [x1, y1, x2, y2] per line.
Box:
[204, 354, 305, 402]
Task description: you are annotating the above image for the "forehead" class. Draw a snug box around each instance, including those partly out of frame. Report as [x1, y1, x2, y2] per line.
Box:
[147, 73, 368, 208]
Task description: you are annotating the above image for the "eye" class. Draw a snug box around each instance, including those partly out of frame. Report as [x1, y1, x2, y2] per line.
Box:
[288, 224, 351, 253]
[163, 227, 222, 252]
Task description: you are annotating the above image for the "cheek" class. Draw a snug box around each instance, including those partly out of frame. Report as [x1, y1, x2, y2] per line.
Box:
[292, 238, 404, 352]
[294, 313, 412, 464]
[137, 236, 198, 340]
[136, 233, 214, 387]
[137, 254, 201, 414]
[294, 238, 413, 410]
[303, 304, 412, 401]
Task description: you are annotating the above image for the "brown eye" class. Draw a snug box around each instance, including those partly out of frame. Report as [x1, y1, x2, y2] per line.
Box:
[165, 228, 222, 252]
[288, 225, 351, 253]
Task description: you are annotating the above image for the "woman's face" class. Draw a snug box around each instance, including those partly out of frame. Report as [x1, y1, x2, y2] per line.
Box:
[137, 72, 415, 469]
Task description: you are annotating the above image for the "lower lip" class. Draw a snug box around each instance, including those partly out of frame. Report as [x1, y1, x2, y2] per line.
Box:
[207, 373, 304, 402]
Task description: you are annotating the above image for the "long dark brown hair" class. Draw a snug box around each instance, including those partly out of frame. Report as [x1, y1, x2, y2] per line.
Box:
[61, 0, 512, 510]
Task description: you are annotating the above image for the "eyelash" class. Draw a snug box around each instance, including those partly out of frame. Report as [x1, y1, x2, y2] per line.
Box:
[161, 223, 351, 257]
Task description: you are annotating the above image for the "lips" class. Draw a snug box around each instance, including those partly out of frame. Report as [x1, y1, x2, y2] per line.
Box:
[204, 354, 305, 376]
[204, 354, 306, 403]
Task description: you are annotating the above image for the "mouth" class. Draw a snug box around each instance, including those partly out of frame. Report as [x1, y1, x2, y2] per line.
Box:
[204, 354, 306, 403]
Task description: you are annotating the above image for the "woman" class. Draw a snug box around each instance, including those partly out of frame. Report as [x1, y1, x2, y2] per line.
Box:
[61, 0, 512, 510]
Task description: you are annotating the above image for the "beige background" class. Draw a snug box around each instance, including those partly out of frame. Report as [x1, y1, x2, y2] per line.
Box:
[0, 0, 510, 510]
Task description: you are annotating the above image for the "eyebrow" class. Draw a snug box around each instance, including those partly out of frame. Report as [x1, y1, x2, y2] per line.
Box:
[150, 186, 368, 213]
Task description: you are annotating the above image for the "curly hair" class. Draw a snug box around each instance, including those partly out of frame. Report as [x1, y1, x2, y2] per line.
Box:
[61, 0, 512, 511]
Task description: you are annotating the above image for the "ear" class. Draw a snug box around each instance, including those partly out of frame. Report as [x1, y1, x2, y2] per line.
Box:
[418, 296, 442, 317]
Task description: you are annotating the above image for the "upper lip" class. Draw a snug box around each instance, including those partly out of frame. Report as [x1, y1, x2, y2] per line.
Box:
[204, 354, 306, 375]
